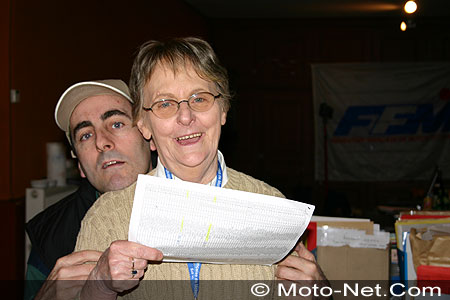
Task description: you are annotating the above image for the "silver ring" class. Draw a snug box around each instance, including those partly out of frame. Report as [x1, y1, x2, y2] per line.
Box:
[131, 258, 137, 278]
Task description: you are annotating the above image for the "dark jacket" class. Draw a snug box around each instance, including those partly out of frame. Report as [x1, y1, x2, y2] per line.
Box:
[26, 178, 97, 273]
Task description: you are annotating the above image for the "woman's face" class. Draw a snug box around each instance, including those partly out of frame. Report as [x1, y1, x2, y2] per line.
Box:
[137, 63, 227, 182]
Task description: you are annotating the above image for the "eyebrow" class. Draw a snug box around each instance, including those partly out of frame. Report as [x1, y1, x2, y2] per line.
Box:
[72, 109, 131, 140]
[101, 109, 130, 121]
[72, 120, 93, 141]
[153, 89, 207, 101]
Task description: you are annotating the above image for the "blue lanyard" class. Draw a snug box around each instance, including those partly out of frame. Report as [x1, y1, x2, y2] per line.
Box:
[187, 262, 202, 300]
[164, 160, 222, 299]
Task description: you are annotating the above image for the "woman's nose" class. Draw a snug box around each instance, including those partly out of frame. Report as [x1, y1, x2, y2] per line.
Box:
[177, 101, 195, 126]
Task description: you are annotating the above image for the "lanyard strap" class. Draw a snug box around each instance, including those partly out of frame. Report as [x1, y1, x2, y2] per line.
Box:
[164, 167, 173, 179]
[187, 262, 201, 299]
[163, 161, 223, 299]
[164, 160, 222, 187]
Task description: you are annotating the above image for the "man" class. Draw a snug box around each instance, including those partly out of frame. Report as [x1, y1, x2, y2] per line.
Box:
[24, 79, 152, 300]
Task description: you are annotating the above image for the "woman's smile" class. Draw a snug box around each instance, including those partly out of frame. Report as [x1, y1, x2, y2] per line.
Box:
[175, 132, 203, 145]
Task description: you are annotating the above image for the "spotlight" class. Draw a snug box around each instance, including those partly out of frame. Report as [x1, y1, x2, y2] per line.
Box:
[404, 1, 417, 14]
[400, 21, 407, 31]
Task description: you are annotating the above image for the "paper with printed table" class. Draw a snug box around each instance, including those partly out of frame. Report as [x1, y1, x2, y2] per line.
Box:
[129, 174, 314, 265]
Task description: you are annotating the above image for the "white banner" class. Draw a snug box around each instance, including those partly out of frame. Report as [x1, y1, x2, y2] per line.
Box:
[312, 63, 450, 181]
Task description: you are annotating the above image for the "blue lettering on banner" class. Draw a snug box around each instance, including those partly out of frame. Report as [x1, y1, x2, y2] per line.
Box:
[334, 103, 450, 136]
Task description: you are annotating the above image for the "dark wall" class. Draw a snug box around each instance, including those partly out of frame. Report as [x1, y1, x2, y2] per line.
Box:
[210, 17, 450, 220]
[1, 0, 11, 200]
[8, 0, 208, 199]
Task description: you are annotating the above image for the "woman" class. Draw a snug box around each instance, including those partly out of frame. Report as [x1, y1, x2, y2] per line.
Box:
[75, 37, 325, 300]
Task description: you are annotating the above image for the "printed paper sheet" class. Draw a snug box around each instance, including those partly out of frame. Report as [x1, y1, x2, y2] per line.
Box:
[128, 174, 314, 265]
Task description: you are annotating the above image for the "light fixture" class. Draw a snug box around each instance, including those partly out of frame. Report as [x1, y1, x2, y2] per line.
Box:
[400, 20, 416, 31]
[400, 21, 407, 31]
[404, 1, 417, 14]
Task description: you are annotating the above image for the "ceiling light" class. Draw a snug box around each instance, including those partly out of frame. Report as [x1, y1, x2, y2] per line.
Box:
[400, 21, 407, 31]
[404, 1, 417, 14]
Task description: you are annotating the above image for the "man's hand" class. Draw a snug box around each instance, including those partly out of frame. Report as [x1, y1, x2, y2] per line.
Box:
[34, 250, 102, 300]
[276, 242, 327, 281]
[80, 240, 163, 300]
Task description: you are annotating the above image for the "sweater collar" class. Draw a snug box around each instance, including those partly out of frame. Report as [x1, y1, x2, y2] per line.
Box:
[155, 150, 228, 187]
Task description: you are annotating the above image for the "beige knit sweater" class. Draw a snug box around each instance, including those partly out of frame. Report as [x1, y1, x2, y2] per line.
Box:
[75, 168, 285, 299]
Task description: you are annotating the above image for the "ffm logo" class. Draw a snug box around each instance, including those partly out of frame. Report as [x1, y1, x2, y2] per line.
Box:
[334, 102, 450, 137]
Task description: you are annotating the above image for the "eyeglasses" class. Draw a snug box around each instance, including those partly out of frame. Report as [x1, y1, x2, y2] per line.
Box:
[142, 92, 222, 119]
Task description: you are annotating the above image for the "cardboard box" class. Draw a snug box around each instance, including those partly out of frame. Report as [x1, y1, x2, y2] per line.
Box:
[308, 217, 390, 300]
[317, 245, 389, 280]
[317, 246, 390, 300]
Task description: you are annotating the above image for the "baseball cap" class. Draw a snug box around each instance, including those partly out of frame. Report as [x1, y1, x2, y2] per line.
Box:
[54, 79, 133, 134]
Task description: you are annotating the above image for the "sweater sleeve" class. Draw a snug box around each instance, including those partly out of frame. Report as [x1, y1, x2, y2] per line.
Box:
[23, 254, 47, 300]
[75, 186, 135, 253]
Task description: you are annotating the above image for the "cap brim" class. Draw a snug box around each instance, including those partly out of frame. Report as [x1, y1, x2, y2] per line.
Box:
[55, 80, 132, 133]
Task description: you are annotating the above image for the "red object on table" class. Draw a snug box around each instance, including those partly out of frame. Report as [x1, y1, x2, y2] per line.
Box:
[305, 222, 317, 252]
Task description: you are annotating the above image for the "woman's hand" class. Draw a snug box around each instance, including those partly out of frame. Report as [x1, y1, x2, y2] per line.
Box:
[276, 243, 330, 299]
[276, 242, 327, 281]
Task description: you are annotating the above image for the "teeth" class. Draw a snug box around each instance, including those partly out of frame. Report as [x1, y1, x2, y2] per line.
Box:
[103, 161, 118, 168]
[176, 133, 202, 141]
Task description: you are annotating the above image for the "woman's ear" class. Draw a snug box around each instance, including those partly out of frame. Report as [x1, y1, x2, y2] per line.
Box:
[137, 119, 152, 140]
[150, 138, 157, 151]
[220, 110, 227, 126]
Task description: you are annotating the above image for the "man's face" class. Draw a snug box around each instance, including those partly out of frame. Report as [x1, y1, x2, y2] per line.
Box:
[69, 94, 151, 193]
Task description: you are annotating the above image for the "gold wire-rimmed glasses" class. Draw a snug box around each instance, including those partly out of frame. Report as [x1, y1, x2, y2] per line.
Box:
[142, 92, 222, 119]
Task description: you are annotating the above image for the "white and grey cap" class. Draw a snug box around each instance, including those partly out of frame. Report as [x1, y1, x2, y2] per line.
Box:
[54, 79, 133, 134]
